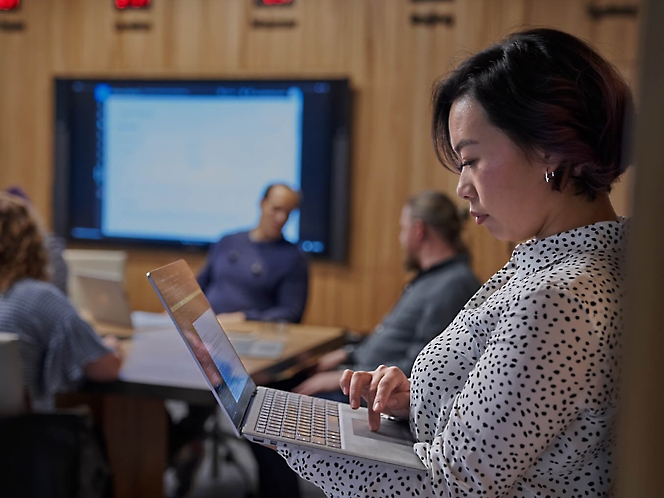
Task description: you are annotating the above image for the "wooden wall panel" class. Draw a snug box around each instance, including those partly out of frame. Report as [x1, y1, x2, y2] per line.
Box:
[527, 0, 592, 38]
[588, 0, 641, 217]
[0, 2, 52, 219]
[0, 0, 641, 331]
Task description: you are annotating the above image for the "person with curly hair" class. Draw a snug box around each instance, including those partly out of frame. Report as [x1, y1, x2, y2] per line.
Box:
[3, 185, 69, 295]
[0, 192, 122, 411]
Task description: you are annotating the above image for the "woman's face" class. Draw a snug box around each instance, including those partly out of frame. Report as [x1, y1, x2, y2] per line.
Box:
[449, 96, 554, 242]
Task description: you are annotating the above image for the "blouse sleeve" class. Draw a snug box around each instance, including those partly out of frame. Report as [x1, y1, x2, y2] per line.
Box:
[414, 286, 604, 496]
[278, 286, 605, 498]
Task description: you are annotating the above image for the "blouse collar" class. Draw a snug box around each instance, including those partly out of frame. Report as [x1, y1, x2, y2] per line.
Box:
[511, 218, 628, 276]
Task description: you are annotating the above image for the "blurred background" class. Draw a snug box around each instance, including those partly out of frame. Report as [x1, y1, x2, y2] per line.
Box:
[0, 0, 640, 333]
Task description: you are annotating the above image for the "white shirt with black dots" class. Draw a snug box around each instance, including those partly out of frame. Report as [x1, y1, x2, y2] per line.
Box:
[279, 219, 627, 498]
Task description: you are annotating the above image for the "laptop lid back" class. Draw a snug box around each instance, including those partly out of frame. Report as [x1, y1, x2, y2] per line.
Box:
[76, 270, 133, 327]
[147, 259, 256, 434]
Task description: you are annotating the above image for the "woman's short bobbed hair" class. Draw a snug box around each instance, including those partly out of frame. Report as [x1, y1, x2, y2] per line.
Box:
[432, 28, 633, 201]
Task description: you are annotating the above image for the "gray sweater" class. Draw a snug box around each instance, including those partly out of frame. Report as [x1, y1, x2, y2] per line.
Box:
[352, 255, 480, 376]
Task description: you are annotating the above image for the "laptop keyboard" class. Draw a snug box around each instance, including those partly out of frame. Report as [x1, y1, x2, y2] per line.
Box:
[254, 390, 341, 448]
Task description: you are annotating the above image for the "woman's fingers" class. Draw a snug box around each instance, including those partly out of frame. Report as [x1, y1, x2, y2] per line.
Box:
[348, 370, 374, 409]
[339, 365, 410, 431]
[372, 366, 408, 411]
[339, 369, 354, 396]
[340, 367, 410, 430]
[368, 366, 409, 430]
[366, 366, 388, 430]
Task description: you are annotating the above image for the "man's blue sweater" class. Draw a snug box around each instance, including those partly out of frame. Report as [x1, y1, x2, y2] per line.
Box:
[197, 231, 309, 323]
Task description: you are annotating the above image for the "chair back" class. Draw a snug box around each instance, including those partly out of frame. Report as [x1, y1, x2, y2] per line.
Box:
[0, 410, 112, 498]
[0, 335, 112, 497]
[0, 332, 26, 417]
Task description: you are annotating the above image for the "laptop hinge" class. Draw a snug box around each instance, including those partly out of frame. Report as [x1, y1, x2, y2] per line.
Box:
[238, 387, 259, 433]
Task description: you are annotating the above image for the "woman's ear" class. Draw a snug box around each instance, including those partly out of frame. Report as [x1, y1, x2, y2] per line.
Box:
[532, 150, 554, 177]
[538, 149, 557, 165]
[535, 149, 568, 189]
[537, 150, 563, 171]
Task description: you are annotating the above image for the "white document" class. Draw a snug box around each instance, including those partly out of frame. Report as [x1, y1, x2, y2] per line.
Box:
[119, 326, 286, 388]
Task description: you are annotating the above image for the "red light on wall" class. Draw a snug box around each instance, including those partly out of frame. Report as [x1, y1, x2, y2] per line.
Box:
[255, 0, 294, 6]
[115, 0, 151, 10]
[0, 0, 20, 11]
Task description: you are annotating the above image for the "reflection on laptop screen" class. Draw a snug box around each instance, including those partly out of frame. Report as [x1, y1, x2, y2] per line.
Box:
[192, 308, 248, 402]
[147, 259, 257, 430]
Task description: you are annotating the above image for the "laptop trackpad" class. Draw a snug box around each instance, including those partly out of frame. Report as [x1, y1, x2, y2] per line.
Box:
[351, 417, 413, 446]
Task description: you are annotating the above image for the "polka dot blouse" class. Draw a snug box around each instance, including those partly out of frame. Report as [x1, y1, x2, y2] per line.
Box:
[279, 219, 627, 497]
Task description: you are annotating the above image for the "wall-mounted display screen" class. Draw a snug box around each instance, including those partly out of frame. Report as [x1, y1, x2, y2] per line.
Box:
[53, 78, 351, 261]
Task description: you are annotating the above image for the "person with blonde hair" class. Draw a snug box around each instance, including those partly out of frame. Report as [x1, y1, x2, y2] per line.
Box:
[0, 192, 121, 411]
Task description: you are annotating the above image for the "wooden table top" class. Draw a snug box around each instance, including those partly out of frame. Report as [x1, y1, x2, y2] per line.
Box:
[219, 320, 346, 382]
[83, 313, 346, 403]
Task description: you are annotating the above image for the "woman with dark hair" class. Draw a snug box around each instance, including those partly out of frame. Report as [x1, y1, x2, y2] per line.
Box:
[275, 28, 631, 497]
[0, 192, 122, 411]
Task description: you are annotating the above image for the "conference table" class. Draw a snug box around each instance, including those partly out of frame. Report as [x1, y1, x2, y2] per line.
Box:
[58, 314, 346, 498]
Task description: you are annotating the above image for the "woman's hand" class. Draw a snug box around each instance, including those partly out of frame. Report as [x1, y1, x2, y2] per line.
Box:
[340, 365, 410, 431]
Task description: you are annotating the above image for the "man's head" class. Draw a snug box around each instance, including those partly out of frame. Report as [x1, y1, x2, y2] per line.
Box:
[253, 183, 301, 242]
[399, 190, 467, 272]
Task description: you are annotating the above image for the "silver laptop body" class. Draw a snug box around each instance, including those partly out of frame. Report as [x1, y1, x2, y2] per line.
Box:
[147, 259, 425, 470]
[76, 270, 133, 328]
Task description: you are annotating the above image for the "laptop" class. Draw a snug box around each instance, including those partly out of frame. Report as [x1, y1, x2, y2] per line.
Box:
[78, 269, 284, 359]
[147, 259, 426, 470]
[76, 270, 176, 333]
[76, 270, 134, 328]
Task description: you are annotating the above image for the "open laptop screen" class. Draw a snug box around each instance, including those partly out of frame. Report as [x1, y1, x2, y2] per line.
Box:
[147, 260, 256, 430]
[191, 308, 248, 401]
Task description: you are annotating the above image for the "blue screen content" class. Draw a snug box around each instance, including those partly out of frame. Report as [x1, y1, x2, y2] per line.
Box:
[55, 78, 350, 260]
[192, 308, 248, 402]
[97, 87, 303, 244]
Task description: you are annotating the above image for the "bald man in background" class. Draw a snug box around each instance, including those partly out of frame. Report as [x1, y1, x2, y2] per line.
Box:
[198, 183, 309, 324]
[171, 184, 309, 497]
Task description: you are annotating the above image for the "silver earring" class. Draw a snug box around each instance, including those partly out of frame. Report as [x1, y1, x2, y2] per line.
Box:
[545, 169, 555, 183]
